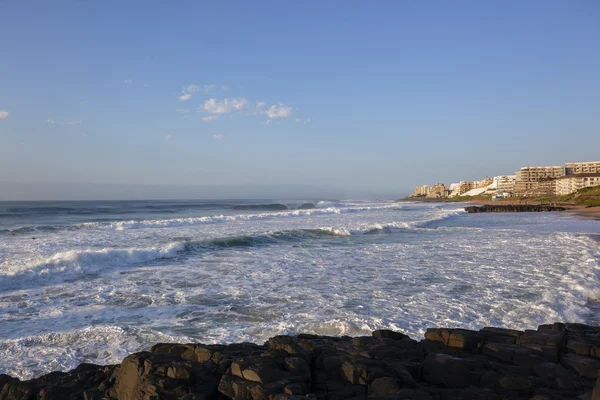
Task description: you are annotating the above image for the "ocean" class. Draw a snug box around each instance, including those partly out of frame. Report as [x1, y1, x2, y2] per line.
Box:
[1, 199, 599, 380]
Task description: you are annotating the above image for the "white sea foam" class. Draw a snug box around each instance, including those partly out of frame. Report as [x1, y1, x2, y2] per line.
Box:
[0, 325, 188, 380]
[0, 242, 185, 286]
[1, 200, 599, 380]
[81, 205, 401, 231]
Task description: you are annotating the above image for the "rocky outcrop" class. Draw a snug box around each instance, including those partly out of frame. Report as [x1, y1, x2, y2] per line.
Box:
[465, 205, 566, 213]
[2, 323, 600, 399]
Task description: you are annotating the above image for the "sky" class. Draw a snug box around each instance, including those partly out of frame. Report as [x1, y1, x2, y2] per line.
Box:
[1, 1, 599, 200]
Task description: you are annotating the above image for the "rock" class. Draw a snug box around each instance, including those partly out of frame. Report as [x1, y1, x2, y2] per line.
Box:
[495, 375, 534, 393]
[2, 322, 600, 399]
[372, 329, 410, 341]
[422, 353, 469, 388]
[368, 376, 402, 396]
[464, 205, 566, 213]
[561, 354, 600, 379]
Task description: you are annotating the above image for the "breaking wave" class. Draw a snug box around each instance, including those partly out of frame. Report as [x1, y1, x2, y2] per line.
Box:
[83, 205, 404, 231]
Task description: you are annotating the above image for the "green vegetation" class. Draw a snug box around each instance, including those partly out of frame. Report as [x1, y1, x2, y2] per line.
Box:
[497, 186, 600, 207]
[446, 194, 492, 202]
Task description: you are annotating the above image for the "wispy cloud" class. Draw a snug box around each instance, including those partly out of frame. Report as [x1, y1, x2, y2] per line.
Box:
[197, 97, 302, 125]
[176, 109, 190, 114]
[0, 110, 9, 120]
[295, 117, 311, 124]
[213, 134, 224, 140]
[164, 134, 175, 144]
[265, 105, 293, 119]
[201, 98, 248, 114]
[124, 79, 132, 85]
[178, 83, 217, 101]
[46, 118, 81, 125]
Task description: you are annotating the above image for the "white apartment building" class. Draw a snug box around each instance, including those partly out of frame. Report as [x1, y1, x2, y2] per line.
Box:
[565, 161, 600, 175]
[555, 174, 600, 196]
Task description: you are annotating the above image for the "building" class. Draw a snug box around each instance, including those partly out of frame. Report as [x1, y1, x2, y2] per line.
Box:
[494, 175, 517, 193]
[458, 181, 476, 195]
[555, 173, 600, 196]
[514, 166, 564, 196]
[448, 183, 461, 197]
[565, 161, 600, 175]
[413, 185, 431, 197]
[426, 183, 448, 199]
[476, 177, 494, 189]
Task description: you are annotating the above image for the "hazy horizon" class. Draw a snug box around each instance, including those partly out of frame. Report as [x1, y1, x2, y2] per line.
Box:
[0, 182, 407, 201]
[1, 1, 599, 200]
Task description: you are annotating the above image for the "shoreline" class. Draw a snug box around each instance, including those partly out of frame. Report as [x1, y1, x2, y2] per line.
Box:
[467, 199, 600, 221]
[2, 322, 600, 399]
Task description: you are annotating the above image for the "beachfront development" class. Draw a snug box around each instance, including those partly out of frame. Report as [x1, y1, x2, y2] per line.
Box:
[411, 160, 600, 199]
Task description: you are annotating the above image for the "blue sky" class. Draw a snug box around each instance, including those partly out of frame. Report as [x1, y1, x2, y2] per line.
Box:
[1, 1, 599, 199]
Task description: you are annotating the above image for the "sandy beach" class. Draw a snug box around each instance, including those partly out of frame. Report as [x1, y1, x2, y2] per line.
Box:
[469, 199, 600, 221]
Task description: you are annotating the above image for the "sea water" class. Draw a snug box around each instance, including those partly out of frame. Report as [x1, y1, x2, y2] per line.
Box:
[1, 199, 599, 379]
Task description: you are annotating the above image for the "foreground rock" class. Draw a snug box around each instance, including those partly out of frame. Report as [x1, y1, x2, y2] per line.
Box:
[2, 323, 600, 399]
[465, 205, 566, 213]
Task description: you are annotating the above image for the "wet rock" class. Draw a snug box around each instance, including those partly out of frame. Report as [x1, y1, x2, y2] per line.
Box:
[422, 353, 469, 387]
[464, 205, 566, 213]
[561, 354, 600, 379]
[2, 323, 600, 399]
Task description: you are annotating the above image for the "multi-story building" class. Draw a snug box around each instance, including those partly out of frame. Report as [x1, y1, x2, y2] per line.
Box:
[413, 185, 431, 197]
[426, 183, 448, 198]
[555, 173, 600, 196]
[448, 183, 461, 197]
[514, 166, 564, 196]
[476, 177, 494, 189]
[458, 181, 476, 195]
[565, 161, 600, 175]
[494, 175, 517, 193]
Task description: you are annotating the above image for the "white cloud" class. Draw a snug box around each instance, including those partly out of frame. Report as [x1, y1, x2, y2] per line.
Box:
[213, 134, 224, 140]
[0, 110, 9, 120]
[176, 109, 190, 114]
[164, 134, 175, 143]
[256, 101, 266, 109]
[265, 119, 272, 126]
[45, 118, 81, 125]
[185, 84, 200, 93]
[295, 116, 311, 124]
[178, 83, 218, 102]
[203, 115, 219, 122]
[201, 98, 248, 114]
[265, 105, 293, 119]
[124, 79, 132, 85]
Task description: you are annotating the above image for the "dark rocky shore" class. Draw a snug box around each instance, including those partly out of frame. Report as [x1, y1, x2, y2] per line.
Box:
[3, 323, 600, 399]
[464, 205, 567, 213]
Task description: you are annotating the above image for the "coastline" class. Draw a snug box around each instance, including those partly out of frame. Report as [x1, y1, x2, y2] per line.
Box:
[467, 199, 600, 222]
[2, 322, 600, 399]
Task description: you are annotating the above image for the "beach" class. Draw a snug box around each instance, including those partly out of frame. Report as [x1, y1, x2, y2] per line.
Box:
[469, 199, 600, 221]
